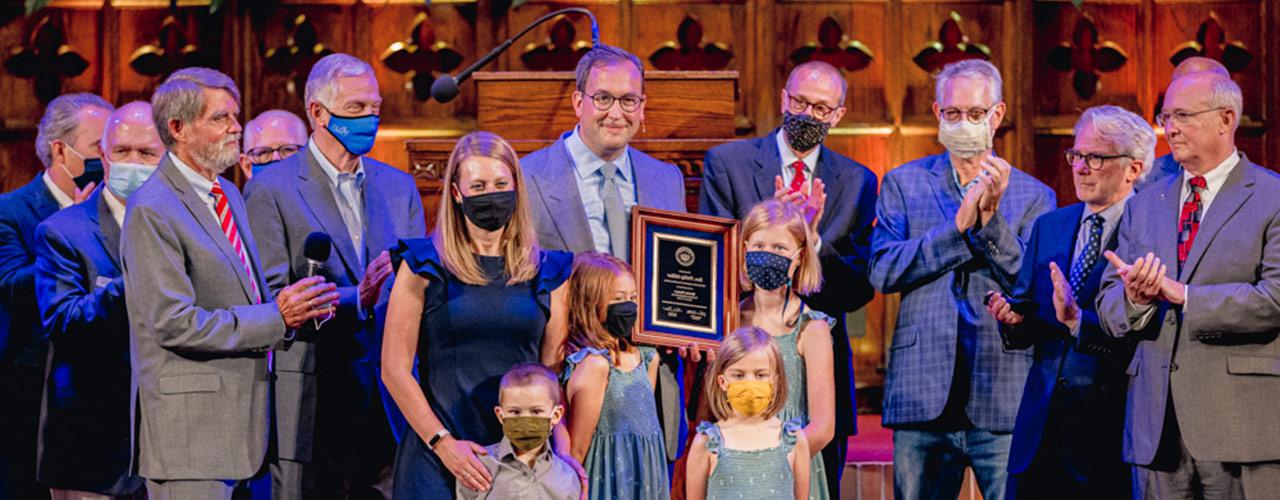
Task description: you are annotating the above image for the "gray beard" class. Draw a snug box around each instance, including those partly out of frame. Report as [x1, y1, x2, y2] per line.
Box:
[192, 136, 240, 175]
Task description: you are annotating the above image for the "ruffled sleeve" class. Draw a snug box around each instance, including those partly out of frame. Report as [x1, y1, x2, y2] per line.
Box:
[780, 417, 805, 449]
[696, 421, 723, 455]
[638, 346, 658, 369]
[802, 309, 836, 329]
[560, 347, 611, 385]
[390, 237, 445, 283]
[535, 249, 573, 314]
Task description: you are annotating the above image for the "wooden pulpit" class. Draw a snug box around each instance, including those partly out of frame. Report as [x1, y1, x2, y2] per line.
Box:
[405, 70, 739, 229]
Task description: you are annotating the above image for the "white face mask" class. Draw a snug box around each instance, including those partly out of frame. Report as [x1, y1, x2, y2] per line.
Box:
[938, 117, 993, 159]
[105, 161, 157, 200]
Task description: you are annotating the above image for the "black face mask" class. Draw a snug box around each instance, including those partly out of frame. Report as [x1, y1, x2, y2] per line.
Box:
[745, 251, 792, 291]
[782, 111, 831, 153]
[76, 158, 104, 189]
[604, 301, 638, 341]
[459, 190, 517, 232]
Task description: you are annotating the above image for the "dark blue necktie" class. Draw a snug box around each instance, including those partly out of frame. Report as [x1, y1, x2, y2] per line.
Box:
[1070, 214, 1104, 294]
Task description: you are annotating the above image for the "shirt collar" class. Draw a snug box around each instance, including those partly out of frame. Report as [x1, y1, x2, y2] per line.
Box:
[309, 139, 365, 187]
[103, 189, 126, 228]
[1083, 194, 1128, 226]
[776, 129, 819, 173]
[169, 152, 215, 200]
[41, 171, 73, 209]
[566, 126, 632, 182]
[494, 437, 552, 466]
[950, 164, 981, 197]
[1183, 148, 1238, 194]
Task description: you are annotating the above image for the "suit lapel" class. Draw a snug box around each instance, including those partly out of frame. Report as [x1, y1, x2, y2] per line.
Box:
[295, 148, 360, 281]
[1155, 172, 1182, 274]
[1180, 157, 1254, 281]
[814, 146, 844, 237]
[224, 182, 269, 302]
[532, 139, 594, 252]
[26, 175, 61, 220]
[159, 156, 255, 303]
[752, 132, 782, 203]
[94, 191, 122, 268]
[927, 154, 963, 222]
[358, 167, 390, 278]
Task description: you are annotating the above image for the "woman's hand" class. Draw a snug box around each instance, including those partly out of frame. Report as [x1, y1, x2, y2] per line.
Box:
[434, 435, 492, 492]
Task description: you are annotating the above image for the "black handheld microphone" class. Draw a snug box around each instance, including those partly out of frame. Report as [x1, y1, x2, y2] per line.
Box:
[303, 232, 335, 328]
[431, 7, 601, 103]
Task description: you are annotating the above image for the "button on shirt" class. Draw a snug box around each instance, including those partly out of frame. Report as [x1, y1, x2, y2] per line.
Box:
[777, 130, 818, 194]
[455, 437, 581, 500]
[309, 140, 367, 262]
[565, 127, 637, 254]
[170, 152, 258, 287]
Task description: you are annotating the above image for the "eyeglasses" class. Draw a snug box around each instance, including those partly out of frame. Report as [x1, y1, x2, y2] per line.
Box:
[785, 94, 839, 120]
[940, 107, 992, 123]
[583, 92, 645, 112]
[1065, 148, 1131, 171]
[1155, 107, 1227, 128]
[246, 144, 304, 164]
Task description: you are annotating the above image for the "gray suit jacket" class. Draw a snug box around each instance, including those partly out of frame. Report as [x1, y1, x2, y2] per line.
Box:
[521, 134, 687, 252]
[1097, 154, 1280, 465]
[520, 134, 687, 460]
[122, 155, 287, 480]
[243, 146, 425, 462]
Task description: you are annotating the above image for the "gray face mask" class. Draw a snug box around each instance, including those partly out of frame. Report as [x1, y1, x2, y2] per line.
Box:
[938, 117, 993, 159]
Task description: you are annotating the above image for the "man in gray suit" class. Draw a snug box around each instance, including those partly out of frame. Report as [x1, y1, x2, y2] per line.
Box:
[1099, 72, 1280, 499]
[519, 44, 688, 462]
[122, 67, 339, 499]
[245, 53, 425, 500]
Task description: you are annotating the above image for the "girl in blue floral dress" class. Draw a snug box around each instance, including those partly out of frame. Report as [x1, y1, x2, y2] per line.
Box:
[561, 252, 669, 500]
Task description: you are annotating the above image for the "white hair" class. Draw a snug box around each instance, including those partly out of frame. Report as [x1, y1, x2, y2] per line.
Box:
[35, 93, 113, 167]
[151, 67, 241, 147]
[304, 53, 375, 109]
[935, 59, 1003, 104]
[1074, 105, 1157, 179]
[1204, 74, 1244, 123]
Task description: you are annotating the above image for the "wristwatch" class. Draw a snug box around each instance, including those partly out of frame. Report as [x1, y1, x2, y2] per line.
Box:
[427, 428, 451, 450]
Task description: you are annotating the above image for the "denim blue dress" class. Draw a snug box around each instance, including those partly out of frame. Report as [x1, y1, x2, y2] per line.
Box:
[698, 418, 804, 499]
[774, 308, 835, 500]
[563, 346, 670, 500]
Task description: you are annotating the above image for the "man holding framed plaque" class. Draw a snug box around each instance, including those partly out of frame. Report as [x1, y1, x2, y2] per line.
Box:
[698, 60, 879, 497]
[519, 44, 689, 467]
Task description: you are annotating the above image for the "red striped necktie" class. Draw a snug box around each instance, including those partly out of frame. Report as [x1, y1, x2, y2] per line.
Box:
[210, 180, 261, 303]
[1177, 175, 1207, 268]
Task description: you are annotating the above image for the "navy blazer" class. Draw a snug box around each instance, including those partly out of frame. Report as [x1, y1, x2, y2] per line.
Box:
[871, 153, 1055, 431]
[0, 175, 60, 366]
[244, 147, 426, 462]
[34, 189, 141, 494]
[1002, 203, 1132, 484]
[699, 130, 879, 437]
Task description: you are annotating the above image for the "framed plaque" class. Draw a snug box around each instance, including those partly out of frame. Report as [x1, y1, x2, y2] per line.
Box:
[630, 206, 740, 351]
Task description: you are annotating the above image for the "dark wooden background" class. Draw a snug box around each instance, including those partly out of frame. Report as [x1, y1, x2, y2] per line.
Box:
[3, 0, 1277, 401]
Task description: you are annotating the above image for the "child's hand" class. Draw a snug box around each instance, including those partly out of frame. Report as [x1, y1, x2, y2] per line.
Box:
[435, 435, 491, 491]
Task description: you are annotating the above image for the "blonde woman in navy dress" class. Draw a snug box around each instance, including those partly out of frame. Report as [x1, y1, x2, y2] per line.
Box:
[381, 131, 577, 498]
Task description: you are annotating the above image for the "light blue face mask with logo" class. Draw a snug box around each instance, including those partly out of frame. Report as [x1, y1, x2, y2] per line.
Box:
[324, 107, 380, 156]
[105, 161, 157, 200]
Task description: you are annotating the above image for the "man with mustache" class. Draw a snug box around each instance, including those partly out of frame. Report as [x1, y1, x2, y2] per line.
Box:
[122, 67, 339, 499]
[519, 44, 688, 467]
[698, 61, 879, 499]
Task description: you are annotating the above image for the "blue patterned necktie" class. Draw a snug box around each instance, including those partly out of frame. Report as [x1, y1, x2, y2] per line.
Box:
[1069, 214, 1104, 294]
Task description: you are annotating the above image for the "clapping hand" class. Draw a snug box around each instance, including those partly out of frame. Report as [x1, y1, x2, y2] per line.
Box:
[1103, 251, 1184, 305]
[985, 291, 1024, 325]
[773, 175, 826, 237]
[1048, 262, 1081, 333]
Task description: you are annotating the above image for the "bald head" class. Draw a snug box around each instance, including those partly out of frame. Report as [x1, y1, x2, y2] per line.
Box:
[1171, 56, 1229, 81]
[244, 109, 308, 156]
[100, 101, 164, 167]
[785, 61, 847, 103]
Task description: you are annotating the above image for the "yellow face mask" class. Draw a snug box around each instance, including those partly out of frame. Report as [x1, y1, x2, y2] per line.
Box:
[725, 380, 774, 417]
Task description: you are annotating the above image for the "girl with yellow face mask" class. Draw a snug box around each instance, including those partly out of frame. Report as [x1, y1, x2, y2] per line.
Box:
[685, 327, 809, 500]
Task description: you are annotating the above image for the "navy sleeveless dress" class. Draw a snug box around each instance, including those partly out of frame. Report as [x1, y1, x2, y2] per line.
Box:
[388, 237, 572, 498]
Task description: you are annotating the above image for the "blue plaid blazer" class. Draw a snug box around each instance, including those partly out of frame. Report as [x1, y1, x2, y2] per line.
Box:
[870, 153, 1054, 431]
